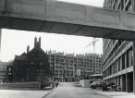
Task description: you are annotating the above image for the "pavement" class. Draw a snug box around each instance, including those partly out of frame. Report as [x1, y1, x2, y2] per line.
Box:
[44, 82, 110, 98]
[0, 89, 50, 98]
[95, 90, 135, 98]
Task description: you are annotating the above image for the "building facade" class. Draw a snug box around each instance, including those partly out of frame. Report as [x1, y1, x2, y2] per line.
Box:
[48, 51, 102, 82]
[103, 0, 135, 92]
[0, 62, 11, 82]
[10, 37, 51, 83]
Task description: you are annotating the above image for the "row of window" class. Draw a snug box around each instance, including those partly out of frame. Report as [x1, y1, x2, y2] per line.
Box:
[103, 40, 130, 69]
[104, 48, 133, 77]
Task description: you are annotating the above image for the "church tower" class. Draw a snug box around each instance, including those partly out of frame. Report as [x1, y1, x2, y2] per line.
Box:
[34, 37, 41, 49]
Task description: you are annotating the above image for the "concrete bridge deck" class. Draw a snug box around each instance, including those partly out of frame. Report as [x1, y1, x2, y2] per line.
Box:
[0, 0, 135, 40]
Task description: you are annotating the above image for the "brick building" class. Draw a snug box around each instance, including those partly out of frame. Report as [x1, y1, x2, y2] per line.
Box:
[11, 37, 51, 83]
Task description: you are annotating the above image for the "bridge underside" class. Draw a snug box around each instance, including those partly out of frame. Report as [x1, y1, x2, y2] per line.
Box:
[0, 0, 135, 40]
[0, 16, 135, 41]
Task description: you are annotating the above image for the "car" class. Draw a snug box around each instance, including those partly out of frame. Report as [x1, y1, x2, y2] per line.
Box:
[90, 80, 105, 89]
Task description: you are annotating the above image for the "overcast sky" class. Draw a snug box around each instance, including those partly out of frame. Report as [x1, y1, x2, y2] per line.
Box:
[58, 0, 104, 7]
[0, 0, 104, 62]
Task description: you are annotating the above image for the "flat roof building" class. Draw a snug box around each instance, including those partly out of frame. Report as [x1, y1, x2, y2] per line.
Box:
[103, 0, 135, 92]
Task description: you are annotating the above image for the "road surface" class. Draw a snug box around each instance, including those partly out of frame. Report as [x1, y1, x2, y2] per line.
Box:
[0, 82, 110, 98]
[45, 82, 110, 98]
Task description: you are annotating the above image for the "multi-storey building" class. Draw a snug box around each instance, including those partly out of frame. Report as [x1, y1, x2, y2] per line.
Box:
[103, 0, 135, 92]
[48, 51, 102, 82]
[48, 52, 70, 81]
[75, 54, 102, 78]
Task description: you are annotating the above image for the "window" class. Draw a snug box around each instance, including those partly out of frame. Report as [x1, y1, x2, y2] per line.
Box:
[122, 54, 125, 69]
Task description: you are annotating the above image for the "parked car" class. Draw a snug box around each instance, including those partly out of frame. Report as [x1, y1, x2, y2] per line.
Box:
[90, 80, 105, 89]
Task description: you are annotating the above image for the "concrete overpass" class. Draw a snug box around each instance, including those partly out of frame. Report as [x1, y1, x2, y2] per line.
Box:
[0, 0, 135, 93]
[1, 0, 135, 40]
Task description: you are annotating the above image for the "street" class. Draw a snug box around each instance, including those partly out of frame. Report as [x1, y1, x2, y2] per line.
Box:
[0, 82, 134, 98]
[45, 82, 110, 98]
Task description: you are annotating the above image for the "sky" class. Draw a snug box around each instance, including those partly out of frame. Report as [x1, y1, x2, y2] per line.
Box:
[58, 0, 104, 7]
[0, 0, 104, 62]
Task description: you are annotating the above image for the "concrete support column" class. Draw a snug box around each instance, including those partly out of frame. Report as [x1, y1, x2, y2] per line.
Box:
[120, 76, 123, 91]
[126, 72, 133, 92]
[122, 74, 126, 91]
[133, 41, 135, 93]
[126, 74, 128, 92]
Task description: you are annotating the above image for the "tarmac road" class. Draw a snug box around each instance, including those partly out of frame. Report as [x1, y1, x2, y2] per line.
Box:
[44, 82, 110, 98]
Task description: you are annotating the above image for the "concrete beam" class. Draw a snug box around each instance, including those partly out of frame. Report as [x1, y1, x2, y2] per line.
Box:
[103, 66, 133, 80]
[0, 0, 135, 40]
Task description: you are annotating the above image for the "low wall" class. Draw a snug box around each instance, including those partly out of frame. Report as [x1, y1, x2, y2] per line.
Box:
[0, 82, 41, 89]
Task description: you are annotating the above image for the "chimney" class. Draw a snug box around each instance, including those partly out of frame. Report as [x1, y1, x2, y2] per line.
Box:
[34, 37, 37, 48]
[39, 37, 41, 48]
[27, 46, 30, 53]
